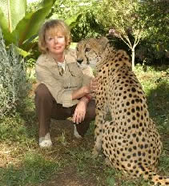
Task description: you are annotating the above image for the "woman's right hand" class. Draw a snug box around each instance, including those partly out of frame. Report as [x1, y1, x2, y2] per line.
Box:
[73, 98, 87, 124]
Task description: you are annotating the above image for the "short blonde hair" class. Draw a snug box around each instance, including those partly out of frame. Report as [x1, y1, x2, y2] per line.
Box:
[38, 19, 71, 53]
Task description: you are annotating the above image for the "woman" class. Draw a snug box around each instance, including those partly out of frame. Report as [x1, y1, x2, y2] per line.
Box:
[35, 19, 96, 148]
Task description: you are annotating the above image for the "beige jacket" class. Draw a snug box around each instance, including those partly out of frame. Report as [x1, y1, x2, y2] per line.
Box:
[35, 49, 91, 107]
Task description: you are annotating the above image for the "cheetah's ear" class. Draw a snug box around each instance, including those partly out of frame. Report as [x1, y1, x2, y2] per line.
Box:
[97, 37, 109, 49]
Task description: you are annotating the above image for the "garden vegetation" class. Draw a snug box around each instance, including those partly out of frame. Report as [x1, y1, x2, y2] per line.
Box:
[0, 0, 169, 185]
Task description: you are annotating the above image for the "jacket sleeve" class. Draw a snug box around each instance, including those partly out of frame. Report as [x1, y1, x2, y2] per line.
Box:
[35, 61, 78, 108]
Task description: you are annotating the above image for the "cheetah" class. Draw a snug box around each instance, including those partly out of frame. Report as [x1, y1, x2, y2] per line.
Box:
[76, 37, 169, 185]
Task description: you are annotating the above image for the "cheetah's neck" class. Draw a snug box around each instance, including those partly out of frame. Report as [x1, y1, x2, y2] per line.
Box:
[95, 45, 131, 74]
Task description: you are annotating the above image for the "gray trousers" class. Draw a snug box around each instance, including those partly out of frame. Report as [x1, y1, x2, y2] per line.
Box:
[35, 84, 96, 138]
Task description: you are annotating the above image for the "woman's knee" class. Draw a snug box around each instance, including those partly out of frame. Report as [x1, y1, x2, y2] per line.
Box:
[35, 84, 52, 100]
[86, 100, 96, 119]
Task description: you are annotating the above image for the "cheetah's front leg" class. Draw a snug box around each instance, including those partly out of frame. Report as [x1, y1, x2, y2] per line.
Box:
[92, 111, 105, 157]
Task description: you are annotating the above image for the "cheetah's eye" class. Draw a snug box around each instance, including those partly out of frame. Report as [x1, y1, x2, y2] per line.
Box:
[85, 47, 91, 52]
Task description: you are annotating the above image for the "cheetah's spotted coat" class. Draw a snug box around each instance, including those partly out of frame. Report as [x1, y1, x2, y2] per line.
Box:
[76, 37, 169, 185]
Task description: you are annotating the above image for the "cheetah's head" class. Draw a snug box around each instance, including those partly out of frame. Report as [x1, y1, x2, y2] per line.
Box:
[76, 37, 109, 70]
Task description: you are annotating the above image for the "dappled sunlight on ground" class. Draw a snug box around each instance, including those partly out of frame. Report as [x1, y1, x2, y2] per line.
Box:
[0, 143, 21, 168]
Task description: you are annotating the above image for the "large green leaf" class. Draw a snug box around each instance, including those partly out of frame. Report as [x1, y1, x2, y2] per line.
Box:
[0, 0, 56, 51]
[0, 0, 26, 32]
[13, 0, 56, 47]
[0, 8, 11, 42]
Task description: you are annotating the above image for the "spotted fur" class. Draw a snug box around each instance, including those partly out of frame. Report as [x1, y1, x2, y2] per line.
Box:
[76, 37, 169, 185]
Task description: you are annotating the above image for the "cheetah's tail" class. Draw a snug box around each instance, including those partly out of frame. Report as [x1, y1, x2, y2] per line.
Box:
[138, 164, 169, 185]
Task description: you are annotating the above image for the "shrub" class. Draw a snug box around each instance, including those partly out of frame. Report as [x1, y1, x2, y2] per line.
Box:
[0, 28, 30, 118]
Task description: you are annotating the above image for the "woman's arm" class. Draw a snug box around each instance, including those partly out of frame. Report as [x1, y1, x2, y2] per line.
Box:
[72, 78, 98, 100]
[72, 78, 97, 124]
[72, 95, 90, 124]
[72, 86, 90, 100]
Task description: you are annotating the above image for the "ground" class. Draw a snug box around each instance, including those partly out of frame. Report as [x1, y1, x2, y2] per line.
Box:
[1, 66, 169, 186]
[40, 164, 96, 186]
[38, 120, 106, 186]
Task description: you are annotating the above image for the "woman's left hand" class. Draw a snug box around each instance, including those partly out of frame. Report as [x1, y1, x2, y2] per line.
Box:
[90, 78, 98, 93]
[73, 99, 87, 124]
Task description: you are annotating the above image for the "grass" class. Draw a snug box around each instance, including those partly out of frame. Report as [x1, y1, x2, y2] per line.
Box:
[0, 153, 60, 186]
[1, 65, 169, 186]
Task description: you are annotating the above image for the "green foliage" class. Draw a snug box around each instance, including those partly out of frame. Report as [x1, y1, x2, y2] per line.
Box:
[106, 176, 116, 186]
[0, 28, 30, 118]
[50, 0, 95, 20]
[27, 0, 43, 13]
[0, 0, 56, 52]
[136, 1, 169, 65]
[70, 11, 105, 42]
[0, 0, 168, 66]
[0, 0, 57, 69]
[0, 112, 36, 143]
[49, 0, 105, 41]
[0, 0, 27, 33]
[93, 0, 146, 69]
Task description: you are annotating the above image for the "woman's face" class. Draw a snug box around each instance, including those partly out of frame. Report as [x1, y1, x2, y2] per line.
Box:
[45, 29, 66, 56]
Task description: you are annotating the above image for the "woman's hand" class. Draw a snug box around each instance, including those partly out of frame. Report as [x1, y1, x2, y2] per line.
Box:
[72, 78, 98, 124]
[72, 77, 98, 100]
[73, 98, 88, 124]
[83, 77, 99, 94]
[90, 78, 98, 93]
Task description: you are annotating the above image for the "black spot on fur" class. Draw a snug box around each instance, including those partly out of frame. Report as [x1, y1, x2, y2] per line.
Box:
[131, 87, 136, 92]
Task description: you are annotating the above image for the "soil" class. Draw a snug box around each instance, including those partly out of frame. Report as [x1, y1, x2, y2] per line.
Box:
[40, 165, 96, 186]
[39, 120, 100, 186]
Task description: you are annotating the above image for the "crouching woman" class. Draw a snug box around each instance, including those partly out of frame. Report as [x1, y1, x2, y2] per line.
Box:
[35, 19, 97, 148]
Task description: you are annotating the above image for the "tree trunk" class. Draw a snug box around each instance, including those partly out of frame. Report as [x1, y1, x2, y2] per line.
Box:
[131, 47, 135, 70]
